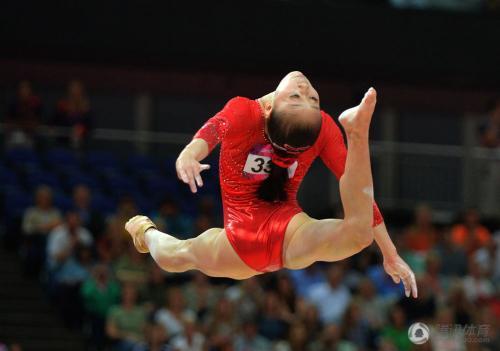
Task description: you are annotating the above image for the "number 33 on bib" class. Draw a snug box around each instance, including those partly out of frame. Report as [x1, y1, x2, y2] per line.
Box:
[243, 144, 298, 180]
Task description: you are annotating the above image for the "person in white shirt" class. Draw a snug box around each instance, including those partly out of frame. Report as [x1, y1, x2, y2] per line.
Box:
[306, 265, 351, 324]
[47, 209, 93, 270]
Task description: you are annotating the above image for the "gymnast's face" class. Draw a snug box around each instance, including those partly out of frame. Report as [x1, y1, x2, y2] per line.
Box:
[271, 71, 320, 114]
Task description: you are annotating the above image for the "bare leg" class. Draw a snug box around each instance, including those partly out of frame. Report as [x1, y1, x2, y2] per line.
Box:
[283, 88, 377, 269]
[125, 216, 259, 279]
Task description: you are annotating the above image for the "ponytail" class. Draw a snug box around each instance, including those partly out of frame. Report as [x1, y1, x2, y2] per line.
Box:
[257, 161, 289, 202]
[257, 152, 295, 202]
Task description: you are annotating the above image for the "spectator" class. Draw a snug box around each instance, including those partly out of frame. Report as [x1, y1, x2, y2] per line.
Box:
[451, 208, 491, 255]
[106, 284, 148, 351]
[81, 264, 121, 349]
[430, 307, 465, 351]
[233, 317, 271, 351]
[155, 287, 192, 339]
[152, 197, 193, 240]
[379, 305, 412, 351]
[462, 258, 494, 303]
[479, 97, 500, 148]
[341, 302, 372, 350]
[306, 265, 351, 324]
[5, 80, 42, 148]
[205, 297, 239, 349]
[143, 263, 168, 309]
[311, 324, 356, 351]
[474, 232, 500, 283]
[288, 264, 325, 298]
[53, 245, 93, 329]
[183, 272, 219, 321]
[225, 277, 263, 321]
[353, 277, 389, 329]
[296, 301, 323, 342]
[21, 185, 62, 276]
[73, 184, 105, 239]
[402, 204, 438, 253]
[447, 283, 474, 325]
[435, 227, 468, 277]
[46, 209, 93, 272]
[257, 291, 291, 341]
[107, 196, 139, 254]
[53, 80, 93, 149]
[169, 313, 206, 351]
[113, 243, 149, 293]
[275, 273, 297, 314]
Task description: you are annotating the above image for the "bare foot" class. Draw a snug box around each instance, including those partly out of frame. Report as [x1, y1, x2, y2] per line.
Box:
[339, 87, 377, 137]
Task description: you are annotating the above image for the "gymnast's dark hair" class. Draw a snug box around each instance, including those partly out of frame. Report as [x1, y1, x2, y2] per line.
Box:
[257, 108, 322, 202]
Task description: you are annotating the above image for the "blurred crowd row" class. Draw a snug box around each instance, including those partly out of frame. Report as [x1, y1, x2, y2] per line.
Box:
[3, 80, 92, 150]
[3, 182, 499, 351]
[3, 80, 500, 150]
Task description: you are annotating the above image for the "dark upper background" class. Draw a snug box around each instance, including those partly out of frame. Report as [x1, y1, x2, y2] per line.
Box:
[0, 0, 499, 91]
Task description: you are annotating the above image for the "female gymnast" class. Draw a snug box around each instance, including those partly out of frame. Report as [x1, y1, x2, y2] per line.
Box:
[125, 71, 417, 298]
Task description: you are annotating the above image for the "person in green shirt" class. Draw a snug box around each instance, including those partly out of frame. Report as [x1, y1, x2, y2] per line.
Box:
[106, 283, 148, 350]
[82, 264, 121, 349]
[380, 305, 412, 351]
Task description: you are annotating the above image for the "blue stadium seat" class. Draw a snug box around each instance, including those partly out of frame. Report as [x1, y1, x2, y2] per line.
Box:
[85, 151, 120, 171]
[45, 148, 80, 169]
[125, 154, 158, 173]
[3, 188, 32, 220]
[24, 170, 61, 190]
[91, 192, 116, 215]
[53, 191, 73, 212]
[0, 167, 21, 191]
[5, 148, 40, 168]
[60, 169, 102, 191]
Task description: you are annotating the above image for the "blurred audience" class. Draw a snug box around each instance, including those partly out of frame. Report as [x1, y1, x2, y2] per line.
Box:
[306, 265, 351, 325]
[451, 208, 491, 255]
[106, 284, 147, 351]
[53, 80, 93, 149]
[21, 185, 62, 276]
[151, 197, 193, 240]
[479, 97, 500, 148]
[73, 184, 105, 239]
[81, 264, 121, 349]
[5, 81, 42, 149]
[403, 204, 437, 254]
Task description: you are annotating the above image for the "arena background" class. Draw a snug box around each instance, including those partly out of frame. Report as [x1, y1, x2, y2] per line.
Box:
[0, 1, 499, 350]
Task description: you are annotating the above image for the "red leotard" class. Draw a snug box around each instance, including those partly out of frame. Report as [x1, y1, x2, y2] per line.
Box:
[194, 97, 383, 272]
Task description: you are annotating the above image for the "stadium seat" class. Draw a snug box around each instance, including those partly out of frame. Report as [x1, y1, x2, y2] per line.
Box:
[125, 154, 159, 173]
[5, 148, 40, 168]
[85, 150, 120, 171]
[24, 169, 61, 191]
[0, 167, 21, 191]
[90, 192, 117, 215]
[45, 148, 80, 169]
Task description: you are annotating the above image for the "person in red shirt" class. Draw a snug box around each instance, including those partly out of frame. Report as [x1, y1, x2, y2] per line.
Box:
[126, 72, 417, 298]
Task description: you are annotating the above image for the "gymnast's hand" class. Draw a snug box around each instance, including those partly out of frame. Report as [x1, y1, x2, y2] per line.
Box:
[176, 148, 211, 193]
[383, 254, 418, 298]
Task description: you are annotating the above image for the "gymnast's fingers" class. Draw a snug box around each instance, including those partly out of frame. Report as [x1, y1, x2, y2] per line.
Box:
[186, 167, 198, 193]
[401, 274, 412, 298]
[179, 168, 190, 184]
[200, 164, 211, 172]
[410, 272, 418, 298]
[194, 171, 203, 187]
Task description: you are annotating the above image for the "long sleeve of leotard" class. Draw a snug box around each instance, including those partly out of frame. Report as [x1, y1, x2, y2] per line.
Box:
[319, 113, 384, 226]
[193, 96, 249, 153]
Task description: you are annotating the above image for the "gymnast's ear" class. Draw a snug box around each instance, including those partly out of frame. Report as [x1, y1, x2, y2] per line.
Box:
[263, 102, 273, 119]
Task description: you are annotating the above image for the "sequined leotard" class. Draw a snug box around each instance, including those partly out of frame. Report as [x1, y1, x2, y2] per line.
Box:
[194, 97, 383, 272]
